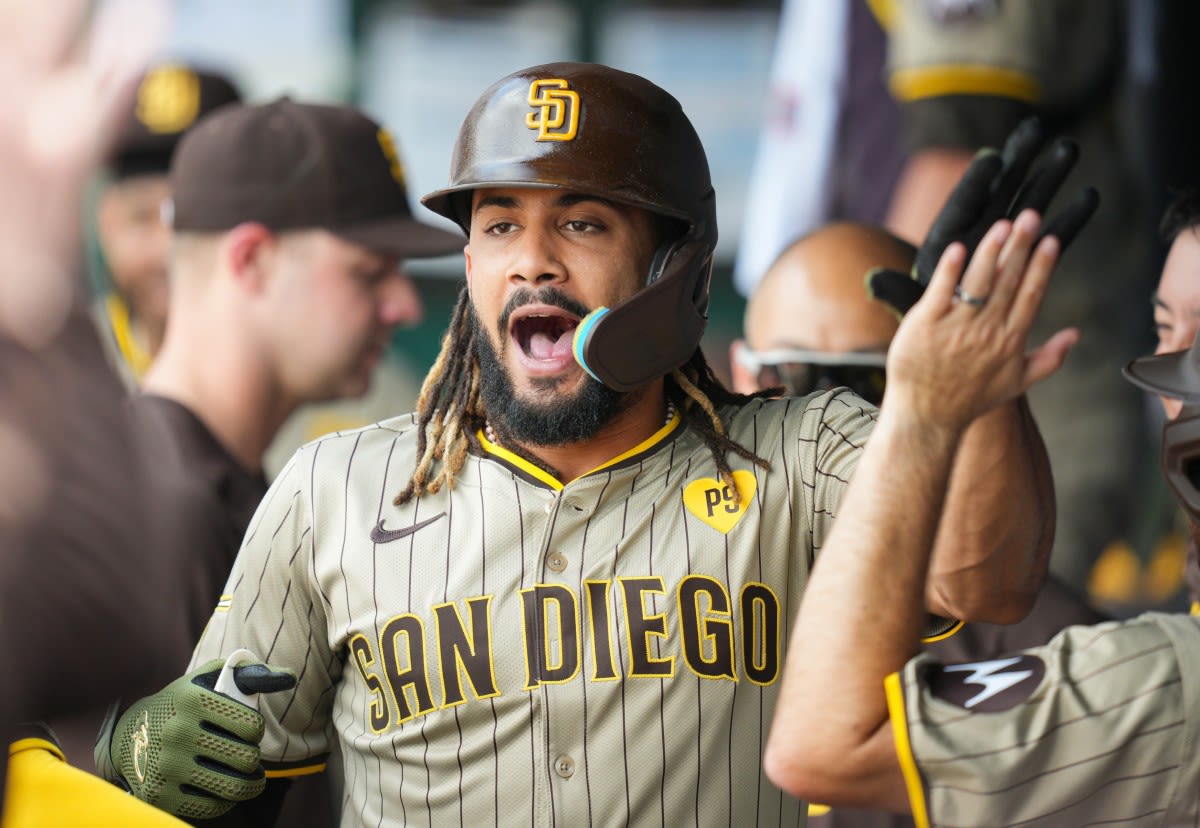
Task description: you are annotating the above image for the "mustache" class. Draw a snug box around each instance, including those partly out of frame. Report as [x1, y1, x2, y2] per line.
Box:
[498, 288, 592, 332]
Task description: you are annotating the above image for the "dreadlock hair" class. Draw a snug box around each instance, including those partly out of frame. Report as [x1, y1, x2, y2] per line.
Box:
[667, 350, 773, 506]
[395, 285, 482, 505]
[394, 285, 775, 507]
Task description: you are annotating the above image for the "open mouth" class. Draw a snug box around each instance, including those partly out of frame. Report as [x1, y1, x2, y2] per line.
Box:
[510, 307, 580, 366]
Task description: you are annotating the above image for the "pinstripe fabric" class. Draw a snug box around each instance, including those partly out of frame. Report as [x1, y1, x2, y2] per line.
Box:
[192, 390, 875, 827]
[894, 613, 1200, 827]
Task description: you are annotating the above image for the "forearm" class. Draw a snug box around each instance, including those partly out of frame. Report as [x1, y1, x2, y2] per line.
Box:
[765, 412, 959, 808]
[927, 396, 1053, 622]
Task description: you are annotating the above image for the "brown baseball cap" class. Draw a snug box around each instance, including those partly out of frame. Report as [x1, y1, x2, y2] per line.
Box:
[111, 64, 243, 180]
[169, 97, 465, 259]
[1124, 335, 1200, 404]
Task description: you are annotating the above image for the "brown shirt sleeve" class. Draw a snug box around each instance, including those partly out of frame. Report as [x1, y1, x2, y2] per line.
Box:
[0, 309, 190, 733]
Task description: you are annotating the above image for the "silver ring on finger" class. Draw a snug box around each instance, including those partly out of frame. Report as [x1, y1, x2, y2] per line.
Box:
[954, 286, 989, 308]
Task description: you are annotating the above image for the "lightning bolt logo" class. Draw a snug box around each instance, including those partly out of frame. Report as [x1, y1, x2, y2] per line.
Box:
[930, 655, 1045, 712]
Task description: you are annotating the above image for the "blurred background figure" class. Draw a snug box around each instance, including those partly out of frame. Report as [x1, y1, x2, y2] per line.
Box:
[732, 221, 1108, 828]
[0, 0, 198, 822]
[730, 222, 902, 400]
[92, 62, 242, 385]
[56, 97, 464, 827]
[1132, 189, 1200, 615]
[737, 0, 1173, 612]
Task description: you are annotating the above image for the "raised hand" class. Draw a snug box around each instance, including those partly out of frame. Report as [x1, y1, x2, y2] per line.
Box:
[883, 210, 1079, 433]
[0, 0, 169, 346]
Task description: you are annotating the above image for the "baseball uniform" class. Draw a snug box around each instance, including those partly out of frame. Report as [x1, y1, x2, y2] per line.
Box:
[890, 612, 1200, 827]
[192, 390, 875, 826]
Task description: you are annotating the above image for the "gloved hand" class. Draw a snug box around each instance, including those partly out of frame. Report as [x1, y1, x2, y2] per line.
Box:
[94, 657, 295, 820]
[867, 117, 1101, 316]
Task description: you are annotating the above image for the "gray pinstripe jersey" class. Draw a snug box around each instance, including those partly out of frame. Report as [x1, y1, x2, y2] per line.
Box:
[192, 390, 875, 827]
[890, 612, 1200, 828]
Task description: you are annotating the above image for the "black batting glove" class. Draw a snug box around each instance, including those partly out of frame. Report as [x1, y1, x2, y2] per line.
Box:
[867, 117, 1100, 316]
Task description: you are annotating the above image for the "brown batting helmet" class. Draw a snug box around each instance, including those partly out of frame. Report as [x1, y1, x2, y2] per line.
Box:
[421, 61, 717, 392]
[1125, 334, 1200, 519]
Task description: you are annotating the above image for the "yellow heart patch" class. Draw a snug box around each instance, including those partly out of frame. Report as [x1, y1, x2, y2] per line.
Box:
[683, 470, 757, 534]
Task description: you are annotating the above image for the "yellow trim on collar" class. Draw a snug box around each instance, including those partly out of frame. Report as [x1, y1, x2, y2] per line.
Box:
[478, 430, 564, 490]
[105, 294, 153, 378]
[889, 64, 1042, 104]
[885, 671, 930, 828]
[477, 409, 682, 488]
[582, 409, 682, 477]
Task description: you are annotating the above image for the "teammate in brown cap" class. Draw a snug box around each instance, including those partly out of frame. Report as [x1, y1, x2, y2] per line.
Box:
[766, 203, 1200, 827]
[54, 98, 462, 825]
[92, 63, 242, 383]
[98, 63, 1078, 825]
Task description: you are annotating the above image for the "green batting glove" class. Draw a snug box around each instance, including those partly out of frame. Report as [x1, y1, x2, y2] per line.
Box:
[94, 658, 295, 820]
[867, 117, 1100, 317]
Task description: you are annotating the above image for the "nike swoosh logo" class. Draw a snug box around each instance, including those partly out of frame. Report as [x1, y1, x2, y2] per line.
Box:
[370, 512, 446, 544]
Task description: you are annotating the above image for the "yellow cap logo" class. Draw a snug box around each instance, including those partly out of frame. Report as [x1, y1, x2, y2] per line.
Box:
[136, 65, 202, 134]
[526, 78, 579, 142]
[376, 128, 406, 187]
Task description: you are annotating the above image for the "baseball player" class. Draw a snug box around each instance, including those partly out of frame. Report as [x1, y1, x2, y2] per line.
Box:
[92, 62, 242, 385]
[765, 216, 1200, 825]
[58, 98, 463, 827]
[1148, 189, 1200, 610]
[96, 63, 1077, 825]
[735, 221, 1108, 828]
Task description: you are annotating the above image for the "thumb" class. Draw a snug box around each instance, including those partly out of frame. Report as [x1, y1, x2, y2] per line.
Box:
[232, 663, 297, 696]
[1024, 328, 1080, 388]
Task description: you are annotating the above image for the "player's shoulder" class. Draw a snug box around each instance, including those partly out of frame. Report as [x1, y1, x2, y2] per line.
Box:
[276, 412, 422, 474]
[721, 389, 877, 441]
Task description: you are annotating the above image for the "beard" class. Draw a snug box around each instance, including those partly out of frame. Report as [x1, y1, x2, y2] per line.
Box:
[470, 290, 637, 447]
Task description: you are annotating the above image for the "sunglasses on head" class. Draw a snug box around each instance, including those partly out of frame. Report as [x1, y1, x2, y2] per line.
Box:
[736, 347, 888, 405]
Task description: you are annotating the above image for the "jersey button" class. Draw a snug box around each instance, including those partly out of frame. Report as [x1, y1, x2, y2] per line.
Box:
[546, 552, 568, 573]
[554, 755, 575, 779]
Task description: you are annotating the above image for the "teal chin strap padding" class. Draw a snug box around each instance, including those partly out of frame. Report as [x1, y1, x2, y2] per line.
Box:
[572, 306, 610, 383]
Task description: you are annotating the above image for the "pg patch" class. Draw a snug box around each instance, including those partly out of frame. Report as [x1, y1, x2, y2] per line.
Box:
[683, 470, 756, 534]
[924, 654, 1045, 712]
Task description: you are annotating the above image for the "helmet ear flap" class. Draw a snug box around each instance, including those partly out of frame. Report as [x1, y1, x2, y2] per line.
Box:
[573, 221, 714, 392]
[1162, 406, 1200, 522]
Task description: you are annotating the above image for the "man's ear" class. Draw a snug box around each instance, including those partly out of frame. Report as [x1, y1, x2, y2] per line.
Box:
[94, 189, 121, 247]
[222, 223, 276, 293]
[463, 244, 474, 299]
[729, 339, 758, 394]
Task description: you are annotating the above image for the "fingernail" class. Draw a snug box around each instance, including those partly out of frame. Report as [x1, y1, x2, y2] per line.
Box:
[1017, 209, 1042, 232]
